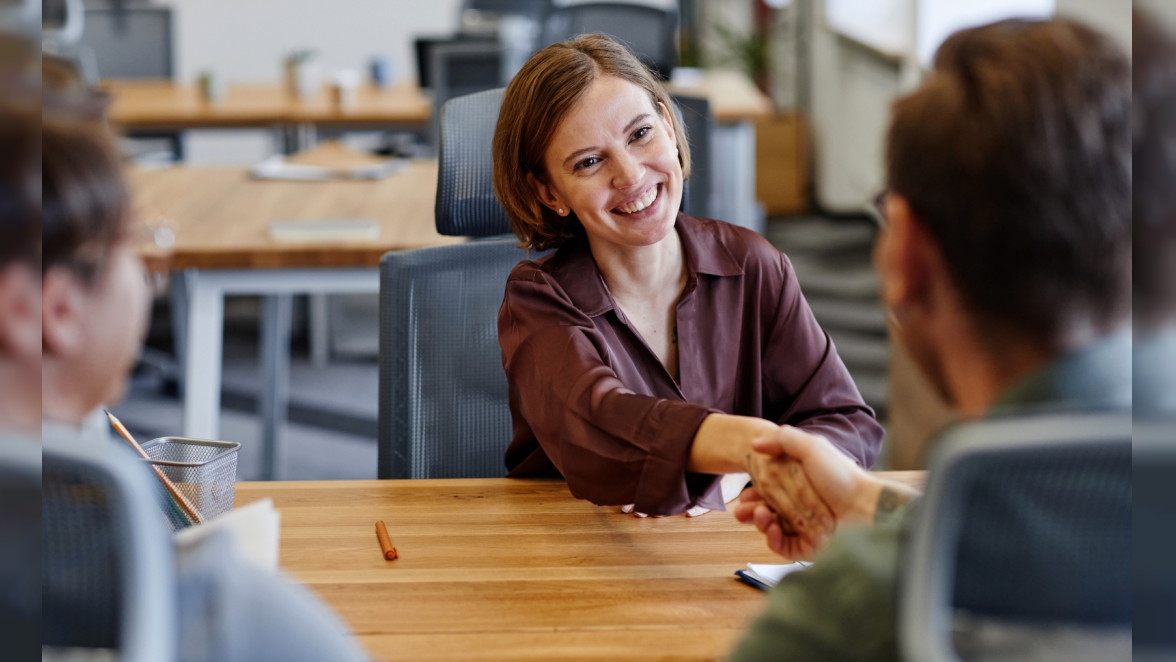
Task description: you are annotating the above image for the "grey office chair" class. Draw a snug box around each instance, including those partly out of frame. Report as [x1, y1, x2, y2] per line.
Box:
[42, 437, 177, 662]
[673, 94, 713, 219]
[899, 412, 1132, 662]
[0, 439, 42, 662]
[378, 88, 533, 479]
[1132, 418, 1176, 662]
[541, 2, 679, 79]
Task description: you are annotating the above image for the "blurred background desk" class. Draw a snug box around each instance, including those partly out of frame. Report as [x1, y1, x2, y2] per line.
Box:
[234, 472, 926, 661]
[133, 156, 462, 478]
[668, 69, 772, 232]
[105, 80, 433, 153]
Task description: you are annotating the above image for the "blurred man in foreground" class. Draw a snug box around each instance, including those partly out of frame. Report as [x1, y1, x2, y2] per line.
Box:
[732, 17, 1131, 661]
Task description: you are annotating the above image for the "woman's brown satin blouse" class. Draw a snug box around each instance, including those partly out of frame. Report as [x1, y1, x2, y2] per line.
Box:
[498, 213, 883, 515]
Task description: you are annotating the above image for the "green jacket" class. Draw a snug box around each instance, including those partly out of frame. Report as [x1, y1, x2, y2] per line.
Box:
[728, 331, 1130, 662]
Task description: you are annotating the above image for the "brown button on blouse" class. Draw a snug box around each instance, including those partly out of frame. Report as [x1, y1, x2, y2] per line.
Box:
[498, 213, 883, 516]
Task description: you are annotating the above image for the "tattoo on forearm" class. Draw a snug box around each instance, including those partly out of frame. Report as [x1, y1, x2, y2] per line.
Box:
[875, 486, 913, 523]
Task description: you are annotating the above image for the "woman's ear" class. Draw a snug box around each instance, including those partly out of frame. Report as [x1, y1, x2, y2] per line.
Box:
[526, 171, 567, 216]
[41, 266, 88, 359]
[656, 101, 676, 141]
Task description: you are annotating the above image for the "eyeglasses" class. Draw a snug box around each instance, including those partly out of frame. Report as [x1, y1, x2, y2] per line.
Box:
[870, 189, 890, 228]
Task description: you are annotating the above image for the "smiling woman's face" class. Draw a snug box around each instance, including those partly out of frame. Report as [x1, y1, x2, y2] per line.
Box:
[534, 75, 684, 255]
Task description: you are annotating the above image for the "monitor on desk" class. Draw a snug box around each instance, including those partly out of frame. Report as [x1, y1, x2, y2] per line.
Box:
[77, 6, 174, 80]
[415, 35, 497, 90]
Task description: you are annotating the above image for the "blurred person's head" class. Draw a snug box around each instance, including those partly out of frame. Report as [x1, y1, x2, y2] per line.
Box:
[493, 33, 691, 252]
[874, 18, 1131, 413]
[0, 33, 42, 434]
[1133, 10, 1176, 331]
[39, 64, 152, 425]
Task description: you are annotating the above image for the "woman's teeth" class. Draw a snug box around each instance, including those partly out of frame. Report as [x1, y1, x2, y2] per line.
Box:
[615, 186, 658, 214]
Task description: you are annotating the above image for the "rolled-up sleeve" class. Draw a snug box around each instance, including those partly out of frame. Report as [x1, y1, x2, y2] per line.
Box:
[761, 254, 884, 468]
[500, 269, 716, 516]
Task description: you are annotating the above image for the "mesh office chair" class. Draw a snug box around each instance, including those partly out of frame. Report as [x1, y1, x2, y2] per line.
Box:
[899, 412, 1132, 662]
[673, 94, 713, 219]
[42, 438, 177, 662]
[378, 88, 534, 479]
[1133, 418, 1176, 662]
[0, 439, 41, 661]
[541, 2, 679, 79]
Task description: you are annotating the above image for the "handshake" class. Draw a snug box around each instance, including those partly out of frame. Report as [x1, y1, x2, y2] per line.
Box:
[733, 425, 917, 560]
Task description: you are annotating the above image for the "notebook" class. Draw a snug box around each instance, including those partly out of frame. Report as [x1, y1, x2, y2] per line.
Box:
[734, 562, 810, 591]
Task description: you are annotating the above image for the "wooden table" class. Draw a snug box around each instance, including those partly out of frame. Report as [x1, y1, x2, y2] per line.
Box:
[105, 80, 432, 130]
[133, 155, 462, 478]
[234, 473, 926, 661]
[132, 157, 459, 271]
[666, 69, 773, 123]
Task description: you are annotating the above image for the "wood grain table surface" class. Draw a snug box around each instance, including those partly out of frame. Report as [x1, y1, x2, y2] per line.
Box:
[105, 70, 769, 131]
[131, 157, 463, 271]
[665, 69, 773, 123]
[234, 473, 925, 661]
[105, 80, 433, 129]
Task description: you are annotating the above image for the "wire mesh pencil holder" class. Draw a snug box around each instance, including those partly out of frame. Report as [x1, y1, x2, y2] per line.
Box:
[140, 436, 241, 531]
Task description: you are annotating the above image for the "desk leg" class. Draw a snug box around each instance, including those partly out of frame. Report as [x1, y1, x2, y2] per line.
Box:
[170, 270, 192, 397]
[259, 293, 292, 481]
[309, 293, 330, 367]
[183, 273, 224, 440]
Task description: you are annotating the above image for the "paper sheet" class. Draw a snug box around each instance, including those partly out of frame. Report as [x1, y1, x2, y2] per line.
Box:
[745, 562, 810, 587]
[174, 497, 281, 572]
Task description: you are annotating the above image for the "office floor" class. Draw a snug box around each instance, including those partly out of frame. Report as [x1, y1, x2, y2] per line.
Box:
[114, 214, 887, 481]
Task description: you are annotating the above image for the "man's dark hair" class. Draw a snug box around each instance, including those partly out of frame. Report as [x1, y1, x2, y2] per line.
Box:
[886, 18, 1131, 342]
[0, 34, 41, 269]
[39, 57, 131, 283]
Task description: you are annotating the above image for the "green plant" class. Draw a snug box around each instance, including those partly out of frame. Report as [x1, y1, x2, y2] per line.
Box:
[713, 22, 770, 84]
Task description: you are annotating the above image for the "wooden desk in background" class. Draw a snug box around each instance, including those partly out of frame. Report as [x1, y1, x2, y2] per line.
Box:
[108, 71, 773, 228]
[104, 80, 432, 152]
[234, 472, 926, 662]
[132, 158, 462, 478]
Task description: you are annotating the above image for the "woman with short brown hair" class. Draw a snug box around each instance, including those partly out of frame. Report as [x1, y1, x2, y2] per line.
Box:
[494, 34, 881, 526]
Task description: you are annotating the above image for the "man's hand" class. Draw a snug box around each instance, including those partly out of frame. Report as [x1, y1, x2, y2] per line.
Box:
[752, 425, 881, 525]
[734, 485, 827, 560]
[744, 453, 836, 551]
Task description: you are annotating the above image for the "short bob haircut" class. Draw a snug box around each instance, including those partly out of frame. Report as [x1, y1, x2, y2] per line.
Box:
[493, 33, 691, 252]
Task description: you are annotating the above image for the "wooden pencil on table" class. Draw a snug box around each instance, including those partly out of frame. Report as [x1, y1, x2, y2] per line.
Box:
[375, 520, 398, 560]
[105, 410, 204, 525]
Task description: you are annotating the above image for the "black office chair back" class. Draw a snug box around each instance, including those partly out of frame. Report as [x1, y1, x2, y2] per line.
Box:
[379, 88, 535, 479]
[541, 2, 679, 79]
[899, 412, 1131, 662]
[672, 94, 713, 219]
[0, 441, 41, 661]
[377, 238, 534, 479]
[435, 88, 511, 237]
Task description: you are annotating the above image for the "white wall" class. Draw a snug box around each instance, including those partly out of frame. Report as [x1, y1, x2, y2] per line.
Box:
[170, 0, 462, 84]
[165, 0, 462, 164]
[808, 0, 1131, 213]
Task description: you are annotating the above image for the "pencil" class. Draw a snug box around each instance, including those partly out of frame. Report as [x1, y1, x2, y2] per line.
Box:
[375, 520, 398, 560]
[105, 410, 204, 525]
